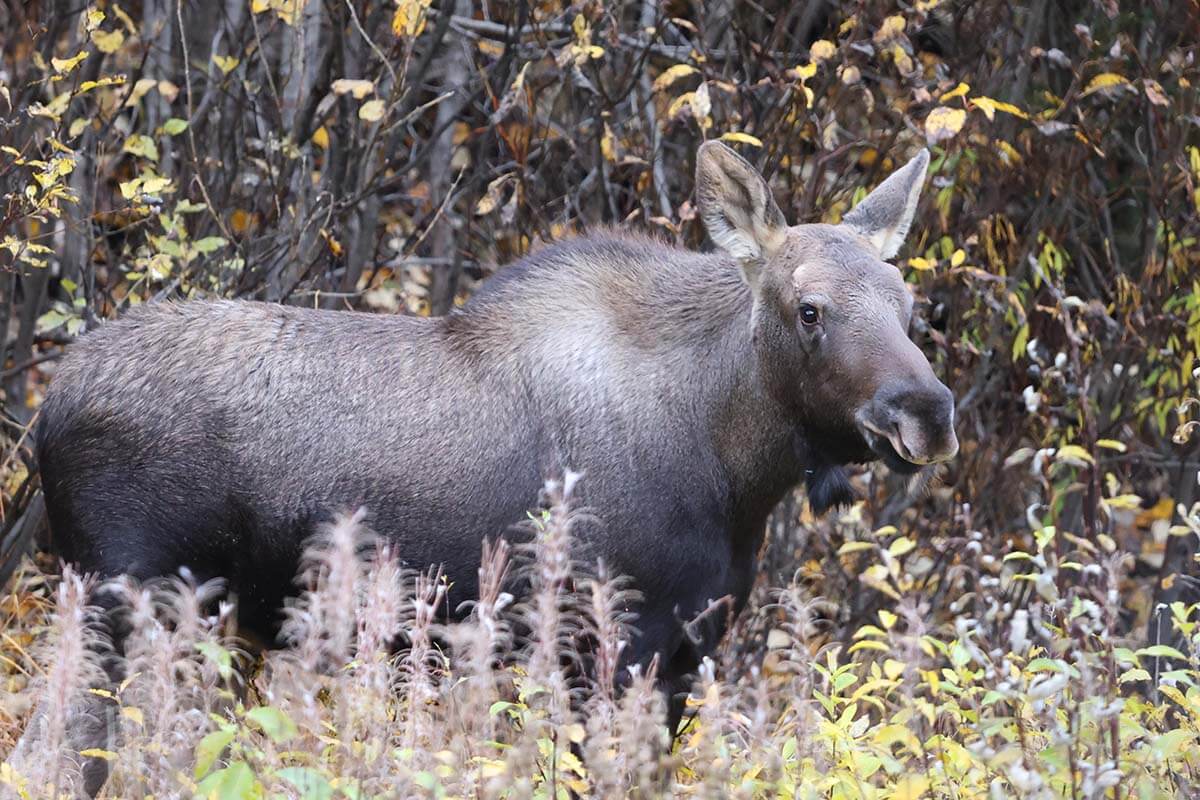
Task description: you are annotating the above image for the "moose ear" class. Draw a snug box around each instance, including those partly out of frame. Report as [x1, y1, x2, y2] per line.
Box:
[843, 149, 929, 260]
[695, 141, 787, 279]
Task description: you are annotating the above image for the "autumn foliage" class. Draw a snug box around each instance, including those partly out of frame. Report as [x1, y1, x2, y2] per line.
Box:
[1, 0, 1199, 797]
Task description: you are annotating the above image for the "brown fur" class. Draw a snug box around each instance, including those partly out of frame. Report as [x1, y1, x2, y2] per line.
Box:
[35, 143, 956, 759]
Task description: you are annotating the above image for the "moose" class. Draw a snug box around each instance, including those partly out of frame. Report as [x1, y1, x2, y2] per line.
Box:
[32, 141, 956, 782]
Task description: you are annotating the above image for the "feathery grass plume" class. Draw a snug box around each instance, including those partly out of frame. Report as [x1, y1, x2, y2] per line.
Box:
[397, 566, 447, 762]
[763, 578, 827, 766]
[580, 560, 641, 797]
[7, 566, 108, 799]
[106, 575, 238, 798]
[499, 472, 590, 797]
[521, 472, 586, 701]
[335, 542, 405, 761]
[272, 508, 375, 739]
[287, 508, 374, 670]
[608, 662, 671, 798]
[437, 536, 514, 798]
[444, 537, 513, 747]
[687, 657, 736, 800]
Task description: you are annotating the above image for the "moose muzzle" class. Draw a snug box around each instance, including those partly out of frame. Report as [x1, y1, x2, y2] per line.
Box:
[857, 378, 959, 471]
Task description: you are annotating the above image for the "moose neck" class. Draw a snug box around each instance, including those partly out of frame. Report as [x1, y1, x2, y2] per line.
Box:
[680, 270, 809, 525]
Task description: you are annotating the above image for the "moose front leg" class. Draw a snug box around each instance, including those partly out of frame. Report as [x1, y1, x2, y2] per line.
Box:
[622, 589, 737, 741]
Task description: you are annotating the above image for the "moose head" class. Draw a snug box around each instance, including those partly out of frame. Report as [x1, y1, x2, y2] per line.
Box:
[696, 141, 958, 509]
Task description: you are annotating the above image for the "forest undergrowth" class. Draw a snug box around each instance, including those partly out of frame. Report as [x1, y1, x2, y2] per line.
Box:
[2, 473, 1199, 798]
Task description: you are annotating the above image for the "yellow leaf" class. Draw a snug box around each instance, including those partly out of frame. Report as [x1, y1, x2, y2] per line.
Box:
[112, 4, 138, 34]
[358, 99, 385, 122]
[78, 76, 126, 94]
[667, 91, 695, 119]
[1097, 438, 1127, 452]
[1083, 72, 1131, 96]
[1143, 79, 1170, 107]
[971, 95, 1027, 121]
[882, 659, 906, 680]
[122, 134, 158, 162]
[51, 51, 88, 75]
[124, 77, 158, 107]
[1104, 494, 1142, 510]
[874, 14, 906, 42]
[1055, 444, 1094, 465]
[267, 0, 303, 25]
[996, 139, 1022, 165]
[794, 62, 817, 81]
[1136, 497, 1174, 526]
[809, 39, 836, 62]
[950, 248, 966, 267]
[475, 174, 511, 216]
[891, 44, 914, 75]
[79, 749, 117, 761]
[924, 106, 966, 143]
[600, 124, 616, 162]
[213, 54, 240, 75]
[311, 125, 329, 149]
[893, 774, 929, 800]
[837, 541, 875, 555]
[941, 81, 970, 101]
[719, 132, 763, 147]
[121, 706, 144, 725]
[91, 29, 125, 54]
[331, 79, 375, 99]
[140, 176, 171, 195]
[231, 209, 253, 234]
[392, 0, 432, 38]
[908, 256, 938, 271]
[888, 536, 916, 557]
[85, 9, 105, 31]
[878, 609, 898, 629]
[653, 64, 698, 92]
[320, 228, 343, 257]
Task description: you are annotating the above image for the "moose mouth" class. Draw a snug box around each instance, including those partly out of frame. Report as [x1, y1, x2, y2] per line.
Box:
[858, 424, 924, 476]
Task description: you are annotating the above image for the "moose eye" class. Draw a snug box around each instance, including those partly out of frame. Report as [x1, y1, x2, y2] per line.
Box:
[799, 304, 821, 327]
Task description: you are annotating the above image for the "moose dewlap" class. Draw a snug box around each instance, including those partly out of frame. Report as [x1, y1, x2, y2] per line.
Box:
[36, 141, 955, 749]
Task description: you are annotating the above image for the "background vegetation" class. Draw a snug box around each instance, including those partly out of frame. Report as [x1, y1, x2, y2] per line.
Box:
[1, 0, 1198, 796]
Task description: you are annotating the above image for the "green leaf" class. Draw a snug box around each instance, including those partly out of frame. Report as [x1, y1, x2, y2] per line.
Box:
[193, 236, 228, 254]
[1118, 668, 1151, 684]
[1151, 729, 1196, 759]
[244, 705, 297, 743]
[122, 134, 159, 162]
[162, 118, 189, 136]
[196, 761, 263, 800]
[194, 726, 235, 780]
[276, 767, 334, 800]
[36, 308, 70, 333]
[489, 701, 520, 717]
[196, 641, 233, 680]
[1135, 644, 1187, 660]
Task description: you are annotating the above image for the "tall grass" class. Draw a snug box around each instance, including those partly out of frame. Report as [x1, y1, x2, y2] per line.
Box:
[2, 483, 1198, 799]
